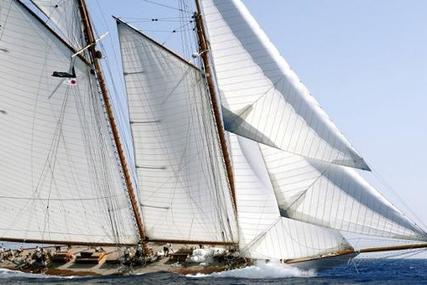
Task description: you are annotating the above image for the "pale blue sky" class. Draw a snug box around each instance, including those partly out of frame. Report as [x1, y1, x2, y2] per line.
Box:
[88, 0, 427, 252]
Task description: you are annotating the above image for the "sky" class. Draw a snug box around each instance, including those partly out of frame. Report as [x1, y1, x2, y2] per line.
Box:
[86, 0, 427, 256]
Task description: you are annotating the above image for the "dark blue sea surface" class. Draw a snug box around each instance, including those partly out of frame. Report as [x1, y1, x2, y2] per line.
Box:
[0, 259, 426, 284]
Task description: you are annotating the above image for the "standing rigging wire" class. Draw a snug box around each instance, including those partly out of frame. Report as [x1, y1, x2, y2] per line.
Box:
[80, 2, 144, 244]
[94, 33, 137, 176]
[123, 17, 188, 23]
[92, 0, 135, 163]
[160, 20, 194, 45]
[47, 0, 137, 244]
[178, 0, 237, 242]
[140, 0, 193, 14]
[0, 0, 13, 41]
[178, 0, 191, 59]
[40, 86, 74, 243]
[83, 72, 126, 245]
[54, 1, 125, 245]
[369, 168, 427, 234]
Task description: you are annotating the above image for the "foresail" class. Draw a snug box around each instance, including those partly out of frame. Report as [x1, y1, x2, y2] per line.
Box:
[0, 0, 138, 244]
[117, 21, 237, 243]
[31, 0, 84, 50]
[244, 217, 353, 261]
[260, 144, 427, 241]
[230, 134, 353, 260]
[201, 0, 369, 170]
[228, 133, 278, 247]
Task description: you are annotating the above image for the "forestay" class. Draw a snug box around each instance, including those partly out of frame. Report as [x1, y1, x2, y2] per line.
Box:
[31, 0, 84, 50]
[260, 144, 427, 241]
[230, 134, 352, 260]
[117, 21, 237, 243]
[200, 0, 369, 170]
[0, 0, 138, 244]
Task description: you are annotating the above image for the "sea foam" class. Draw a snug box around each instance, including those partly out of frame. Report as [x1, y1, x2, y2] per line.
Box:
[0, 268, 73, 279]
[189, 261, 316, 279]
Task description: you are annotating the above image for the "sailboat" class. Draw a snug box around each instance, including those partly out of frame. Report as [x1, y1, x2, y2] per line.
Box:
[0, 0, 426, 276]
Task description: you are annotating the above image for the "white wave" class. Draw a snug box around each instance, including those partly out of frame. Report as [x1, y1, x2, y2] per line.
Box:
[0, 268, 73, 279]
[0, 268, 44, 279]
[189, 261, 316, 279]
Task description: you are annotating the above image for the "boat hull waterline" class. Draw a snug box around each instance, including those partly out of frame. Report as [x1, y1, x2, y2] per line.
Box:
[0, 245, 357, 277]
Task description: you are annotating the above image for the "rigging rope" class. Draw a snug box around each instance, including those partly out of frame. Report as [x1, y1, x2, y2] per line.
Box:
[140, 0, 193, 14]
[370, 168, 427, 233]
[0, 0, 13, 41]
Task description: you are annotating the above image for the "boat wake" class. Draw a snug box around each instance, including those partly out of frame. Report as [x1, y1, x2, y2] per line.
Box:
[0, 268, 72, 280]
[189, 261, 316, 279]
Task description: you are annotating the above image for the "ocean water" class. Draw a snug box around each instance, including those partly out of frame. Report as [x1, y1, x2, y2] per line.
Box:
[0, 259, 426, 284]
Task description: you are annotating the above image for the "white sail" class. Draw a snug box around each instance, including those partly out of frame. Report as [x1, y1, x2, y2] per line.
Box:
[117, 21, 237, 243]
[31, 0, 84, 50]
[243, 217, 353, 261]
[230, 134, 352, 260]
[0, 0, 138, 244]
[260, 144, 427, 241]
[200, 0, 369, 170]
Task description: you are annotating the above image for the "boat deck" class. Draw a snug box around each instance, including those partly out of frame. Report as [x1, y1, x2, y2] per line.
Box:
[0, 244, 356, 276]
[0, 244, 240, 276]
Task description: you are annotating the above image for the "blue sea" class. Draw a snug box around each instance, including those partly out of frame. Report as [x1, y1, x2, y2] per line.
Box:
[0, 259, 426, 284]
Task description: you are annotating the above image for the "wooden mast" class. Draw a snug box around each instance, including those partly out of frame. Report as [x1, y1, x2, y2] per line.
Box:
[76, 0, 145, 242]
[194, 0, 237, 213]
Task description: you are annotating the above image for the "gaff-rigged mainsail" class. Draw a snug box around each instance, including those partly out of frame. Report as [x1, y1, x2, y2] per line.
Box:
[117, 21, 237, 244]
[200, 0, 369, 171]
[0, 0, 138, 244]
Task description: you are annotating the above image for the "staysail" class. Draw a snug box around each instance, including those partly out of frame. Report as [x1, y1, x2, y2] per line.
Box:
[200, 0, 369, 170]
[229, 133, 353, 260]
[0, 0, 138, 244]
[260, 145, 427, 241]
[30, 0, 84, 50]
[117, 20, 237, 243]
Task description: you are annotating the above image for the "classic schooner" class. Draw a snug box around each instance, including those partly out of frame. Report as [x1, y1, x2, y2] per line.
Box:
[0, 0, 426, 276]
